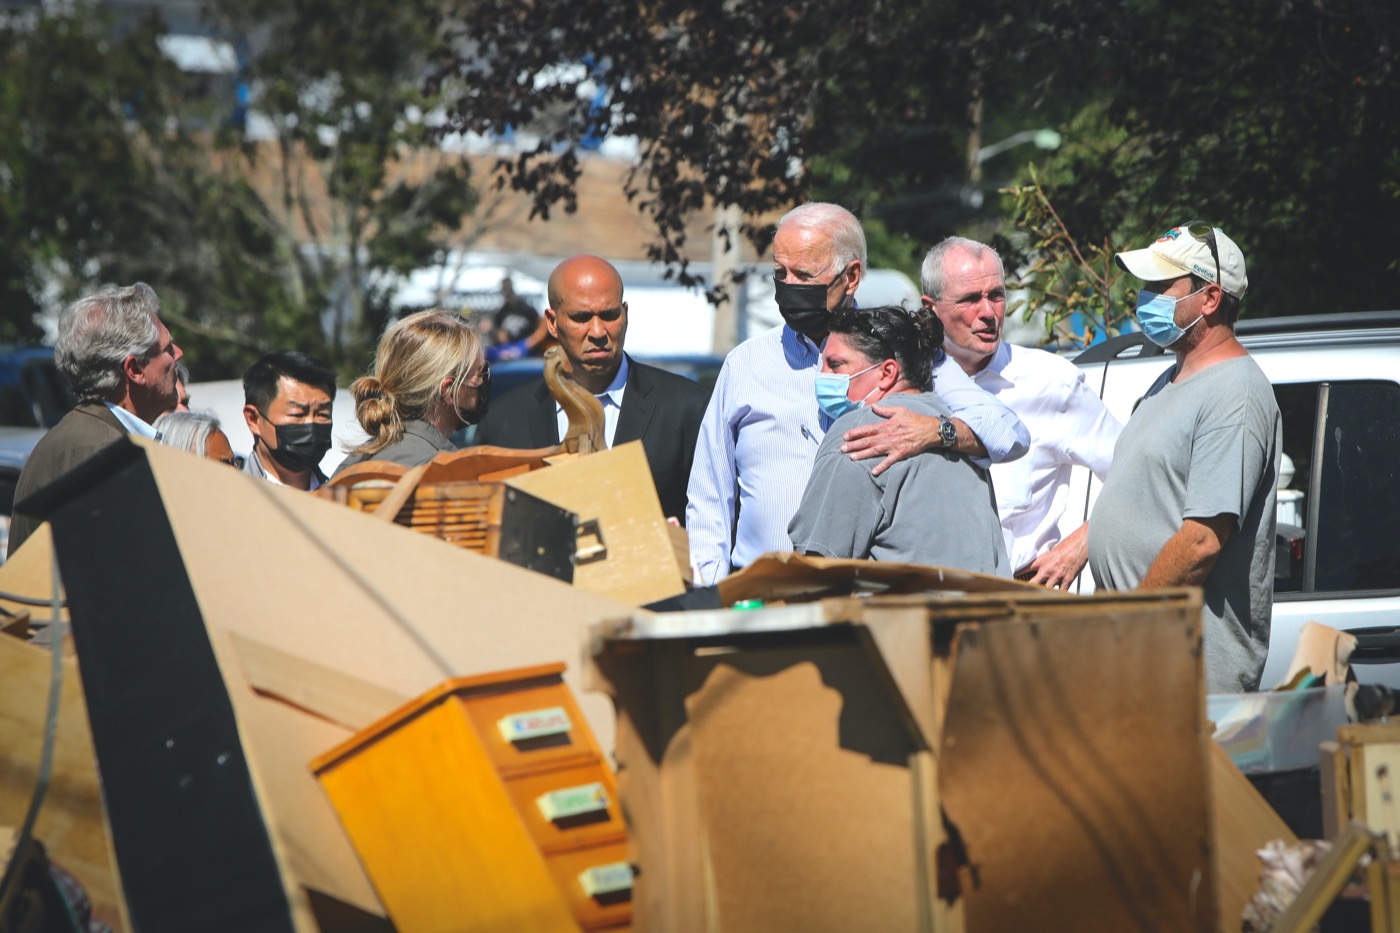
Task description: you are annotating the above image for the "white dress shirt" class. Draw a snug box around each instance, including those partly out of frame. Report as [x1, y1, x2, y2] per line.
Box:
[554, 354, 629, 448]
[104, 402, 159, 440]
[971, 342, 1122, 571]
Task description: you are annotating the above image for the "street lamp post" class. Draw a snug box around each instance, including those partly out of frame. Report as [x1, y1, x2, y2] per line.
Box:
[963, 128, 1062, 209]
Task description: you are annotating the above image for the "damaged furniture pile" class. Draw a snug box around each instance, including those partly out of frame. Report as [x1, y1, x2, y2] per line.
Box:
[1, 363, 1395, 931]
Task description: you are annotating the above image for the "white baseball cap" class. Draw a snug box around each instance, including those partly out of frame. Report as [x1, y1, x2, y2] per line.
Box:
[1115, 223, 1248, 298]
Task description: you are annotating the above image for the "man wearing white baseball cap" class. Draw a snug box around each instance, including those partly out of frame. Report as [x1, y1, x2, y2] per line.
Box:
[1088, 221, 1282, 693]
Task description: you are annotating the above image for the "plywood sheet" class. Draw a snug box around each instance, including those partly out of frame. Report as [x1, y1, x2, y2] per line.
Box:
[1210, 740, 1297, 931]
[0, 633, 123, 930]
[0, 522, 68, 626]
[937, 601, 1214, 932]
[229, 632, 409, 733]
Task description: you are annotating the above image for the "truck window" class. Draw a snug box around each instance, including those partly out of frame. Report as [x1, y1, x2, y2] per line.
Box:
[1313, 382, 1400, 593]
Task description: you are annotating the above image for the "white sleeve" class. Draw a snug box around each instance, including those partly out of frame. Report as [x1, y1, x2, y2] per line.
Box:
[685, 359, 740, 584]
[934, 357, 1031, 465]
[1059, 370, 1124, 482]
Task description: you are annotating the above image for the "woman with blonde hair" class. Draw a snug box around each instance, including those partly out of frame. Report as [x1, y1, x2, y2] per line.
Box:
[333, 308, 489, 474]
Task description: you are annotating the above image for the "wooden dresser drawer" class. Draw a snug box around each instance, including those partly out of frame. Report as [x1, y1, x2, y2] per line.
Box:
[462, 681, 599, 777]
[503, 762, 626, 854]
[545, 840, 634, 931]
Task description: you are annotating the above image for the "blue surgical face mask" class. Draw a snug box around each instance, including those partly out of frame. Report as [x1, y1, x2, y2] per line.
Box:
[814, 362, 880, 421]
[1134, 285, 1208, 348]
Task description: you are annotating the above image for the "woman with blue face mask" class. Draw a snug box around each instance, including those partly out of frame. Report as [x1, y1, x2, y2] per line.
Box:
[789, 305, 1011, 575]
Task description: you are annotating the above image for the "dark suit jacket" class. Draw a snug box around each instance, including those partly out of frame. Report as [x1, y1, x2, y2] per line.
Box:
[474, 357, 709, 525]
[8, 401, 127, 557]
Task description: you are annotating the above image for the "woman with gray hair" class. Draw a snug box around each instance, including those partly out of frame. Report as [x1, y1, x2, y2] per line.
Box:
[154, 410, 239, 467]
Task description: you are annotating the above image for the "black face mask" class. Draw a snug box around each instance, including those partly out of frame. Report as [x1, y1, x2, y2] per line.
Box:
[453, 366, 491, 426]
[774, 267, 845, 337]
[262, 420, 333, 473]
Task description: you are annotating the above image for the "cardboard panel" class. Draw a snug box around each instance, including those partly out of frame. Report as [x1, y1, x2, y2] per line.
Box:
[592, 639, 704, 932]
[717, 552, 1037, 607]
[685, 652, 924, 933]
[508, 442, 684, 606]
[938, 601, 1213, 932]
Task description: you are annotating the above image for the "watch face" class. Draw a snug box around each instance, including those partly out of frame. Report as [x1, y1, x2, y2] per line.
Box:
[940, 419, 957, 447]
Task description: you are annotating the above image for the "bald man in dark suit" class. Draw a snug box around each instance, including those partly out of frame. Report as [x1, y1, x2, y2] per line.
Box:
[474, 256, 708, 525]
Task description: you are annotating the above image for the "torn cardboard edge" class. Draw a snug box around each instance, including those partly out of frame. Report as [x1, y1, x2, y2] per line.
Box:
[715, 552, 1047, 606]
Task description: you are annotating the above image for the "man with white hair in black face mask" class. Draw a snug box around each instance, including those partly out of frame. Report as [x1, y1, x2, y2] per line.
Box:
[685, 202, 1028, 585]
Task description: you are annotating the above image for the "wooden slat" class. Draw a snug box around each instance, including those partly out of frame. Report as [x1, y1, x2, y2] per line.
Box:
[1320, 740, 1349, 841]
[1210, 740, 1297, 931]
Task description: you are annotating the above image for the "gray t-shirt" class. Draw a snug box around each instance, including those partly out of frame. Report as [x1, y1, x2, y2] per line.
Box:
[1088, 356, 1281, 692]
[789, 392, 1010, 576]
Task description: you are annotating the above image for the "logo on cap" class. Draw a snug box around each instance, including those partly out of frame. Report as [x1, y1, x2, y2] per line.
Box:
[1156, 228, 1183, 243]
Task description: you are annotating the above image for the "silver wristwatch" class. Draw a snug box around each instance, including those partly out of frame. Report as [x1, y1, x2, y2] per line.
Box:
[937, 416, 957, 449]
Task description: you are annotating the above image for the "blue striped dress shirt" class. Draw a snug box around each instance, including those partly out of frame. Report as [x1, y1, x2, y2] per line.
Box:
[686, 323, 1029, 585]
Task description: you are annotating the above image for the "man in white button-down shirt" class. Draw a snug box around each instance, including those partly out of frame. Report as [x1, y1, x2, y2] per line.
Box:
[886, 237, 1122, 587]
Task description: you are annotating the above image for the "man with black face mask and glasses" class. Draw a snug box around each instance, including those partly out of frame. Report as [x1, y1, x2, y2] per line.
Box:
[686, 202, 1028, 585]
[240, 350, 338, 491]
[1089, 222, 1282, 693]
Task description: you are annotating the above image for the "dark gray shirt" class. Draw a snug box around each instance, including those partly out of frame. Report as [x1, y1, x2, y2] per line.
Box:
[333, 419, 457, 475]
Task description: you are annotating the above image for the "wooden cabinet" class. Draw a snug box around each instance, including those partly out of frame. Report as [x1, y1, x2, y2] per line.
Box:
[321, 481, 578, 583]
[312, 663, 630, 932]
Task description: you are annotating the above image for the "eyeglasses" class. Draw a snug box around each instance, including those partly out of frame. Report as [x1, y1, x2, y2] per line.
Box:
[1184, 220, 1221, 288]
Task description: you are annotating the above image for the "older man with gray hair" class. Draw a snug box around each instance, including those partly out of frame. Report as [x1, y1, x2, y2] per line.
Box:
[887, 236, 1122, 587]
[686, 203, 1028, 584]
[8, 282, 183, 557]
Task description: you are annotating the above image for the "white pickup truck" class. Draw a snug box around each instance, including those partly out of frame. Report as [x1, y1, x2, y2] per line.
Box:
[1060, 311, 1400, 688]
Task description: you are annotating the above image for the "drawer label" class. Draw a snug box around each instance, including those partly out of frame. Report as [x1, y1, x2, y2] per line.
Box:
[537, 783, 609, 822]
[578, 861, 633, 897]
[497, 706, 572, 743]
